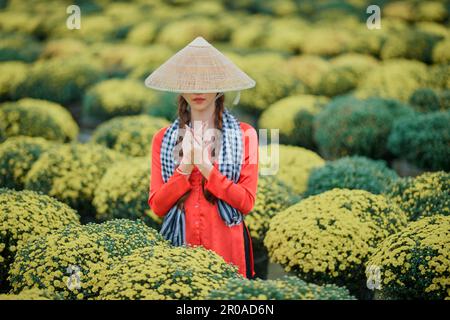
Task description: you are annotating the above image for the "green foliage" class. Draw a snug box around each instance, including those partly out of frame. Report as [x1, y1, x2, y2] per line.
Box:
[306, 156, 398, 197]
[208, 276, 355, 300]
[387, 110, 450, 171]
[314, 96, 415, 159]
[409, 88, 441, 112]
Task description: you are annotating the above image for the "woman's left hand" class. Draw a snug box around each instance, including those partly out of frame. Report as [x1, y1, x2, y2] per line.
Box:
[188, 122, 214, 178]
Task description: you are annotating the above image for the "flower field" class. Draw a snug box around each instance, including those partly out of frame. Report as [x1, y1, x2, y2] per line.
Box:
[0, 0, 449, 300]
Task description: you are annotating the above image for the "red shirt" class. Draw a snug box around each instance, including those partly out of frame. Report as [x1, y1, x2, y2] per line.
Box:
[148, 121, 258, 278]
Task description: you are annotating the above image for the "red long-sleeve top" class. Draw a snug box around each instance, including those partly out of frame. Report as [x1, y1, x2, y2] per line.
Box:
[148, 122, 258, 278]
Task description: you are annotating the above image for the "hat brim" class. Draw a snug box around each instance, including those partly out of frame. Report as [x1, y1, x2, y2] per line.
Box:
[144, 80, 256, 93]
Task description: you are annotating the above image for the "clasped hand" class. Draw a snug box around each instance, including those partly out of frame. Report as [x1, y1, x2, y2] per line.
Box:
[178, 121, 214, 177]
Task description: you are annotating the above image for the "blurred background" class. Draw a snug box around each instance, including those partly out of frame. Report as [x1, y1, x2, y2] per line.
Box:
[0, 0, 449, 297]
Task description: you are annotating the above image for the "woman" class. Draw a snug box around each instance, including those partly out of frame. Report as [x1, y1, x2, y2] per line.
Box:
[145, 36, 259, 279]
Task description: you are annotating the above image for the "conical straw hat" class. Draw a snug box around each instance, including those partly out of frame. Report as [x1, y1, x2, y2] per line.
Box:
[144, 36, 256, 94]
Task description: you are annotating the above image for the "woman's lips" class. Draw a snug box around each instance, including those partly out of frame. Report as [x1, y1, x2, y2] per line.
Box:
[193, 98, 205, 103]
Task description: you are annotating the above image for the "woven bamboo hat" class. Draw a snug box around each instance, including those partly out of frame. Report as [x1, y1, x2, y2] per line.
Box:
[144, 36, 255, 105]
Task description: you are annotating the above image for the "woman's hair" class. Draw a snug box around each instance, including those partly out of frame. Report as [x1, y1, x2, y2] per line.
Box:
[175, 93, 225, 210]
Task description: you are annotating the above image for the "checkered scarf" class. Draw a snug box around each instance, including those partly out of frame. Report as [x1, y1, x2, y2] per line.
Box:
[159, 107, 244, 246]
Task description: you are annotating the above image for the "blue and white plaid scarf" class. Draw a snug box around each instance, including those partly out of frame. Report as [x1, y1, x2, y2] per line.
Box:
[159, 107, 244, 246]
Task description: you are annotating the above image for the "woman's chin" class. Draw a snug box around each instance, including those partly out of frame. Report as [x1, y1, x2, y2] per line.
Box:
[190, 103, 208, 111]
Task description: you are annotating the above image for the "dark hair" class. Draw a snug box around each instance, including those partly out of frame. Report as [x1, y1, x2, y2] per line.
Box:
[175, 93, 225, 210]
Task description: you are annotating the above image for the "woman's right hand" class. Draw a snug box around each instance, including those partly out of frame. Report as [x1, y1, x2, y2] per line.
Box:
[179, 125, 195, 174]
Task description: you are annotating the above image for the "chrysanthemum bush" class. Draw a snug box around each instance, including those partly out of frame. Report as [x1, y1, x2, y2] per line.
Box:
[299, 27, 352, 57]
[8, 219, 165, 300]
[264, 189, 408, 297]
[305, 156, 398, 197]
[0, 33, 41, 63]
[383, 0, 448, 23]
[245, 175, 299, 243]
[0, 136, 56, 190]
[0, 288, 61, 300]
[98, 244, 242, 300]
[24, 143, 125, 221]
[316, 65, 360, 97]
[50, 15, 122, 44]
[330, 54, 378, 78]
[125, 21, 159, 45]
[207, 276, 355, 300]
[40, 38, 88, 60]
[125, 44, 175, 81]
[229, 17, 267, 49]
[432, 38, 450, 64]
[354, 59, 430, 102]
[385, 171, 449, 221]
[285, 55, 330, 95]
[0, 61, 27, 101]
[155, 17, 230, 50]
[428, 64, 450, 90]
[366, 215, 450, 300]
[314, 96, 415, 159]
[387, 110, 450, 171]
[90, 115, 169, 157]
[409, 88, 443, 112]
[82, 78, 160, 122]
[259, 144, 325, 195]
[233, 53, 303, 115]
[0, 188, 79, 292]
[142, 91, 178, 121]
[0, 9, 42, 36]
[93, 157, 161, 228]
[0, 98, 79, 143]
[258, 95, 329, 149]
[13, 57, 105, 104]
[261, 18, 305, 53]
[379, 30, 436, 62]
